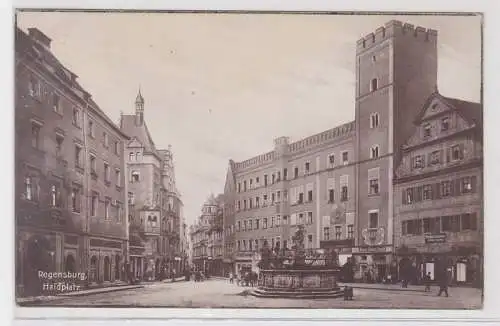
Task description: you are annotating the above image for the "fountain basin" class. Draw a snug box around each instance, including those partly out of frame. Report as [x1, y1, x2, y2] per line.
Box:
[251, 268, 344, 299]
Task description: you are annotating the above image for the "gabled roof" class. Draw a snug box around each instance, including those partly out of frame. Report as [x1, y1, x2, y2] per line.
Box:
[414, 91, 482, 128]
[120, 114, 157, 153]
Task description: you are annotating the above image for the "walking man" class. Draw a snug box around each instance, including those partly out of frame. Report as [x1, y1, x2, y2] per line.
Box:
[437, 272, 449, 297]
[424, 272, 432, 292]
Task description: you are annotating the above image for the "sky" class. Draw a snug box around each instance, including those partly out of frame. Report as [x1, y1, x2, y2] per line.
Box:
[16, 12, 481, 226]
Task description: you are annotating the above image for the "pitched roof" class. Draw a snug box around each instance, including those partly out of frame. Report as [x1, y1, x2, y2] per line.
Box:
[414, 92, 482, 128]
[120, 114, 157, 153]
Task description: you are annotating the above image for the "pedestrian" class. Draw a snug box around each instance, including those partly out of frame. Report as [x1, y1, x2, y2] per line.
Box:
[437, 273, 449, 297]
[229, 272, 234, 284]
[424, 272, 431, 292]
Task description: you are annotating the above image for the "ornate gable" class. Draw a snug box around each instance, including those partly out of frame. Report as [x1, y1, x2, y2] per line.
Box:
[419, 96, 453, 121]
[127, 137, 144, 149]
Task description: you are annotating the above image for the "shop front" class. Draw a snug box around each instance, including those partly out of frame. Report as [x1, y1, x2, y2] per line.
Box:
[395, 243, 482, 286]
[352, 245, 395, 283]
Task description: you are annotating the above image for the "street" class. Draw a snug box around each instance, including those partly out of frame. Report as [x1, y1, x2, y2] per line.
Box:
[33, 279, 482, 309]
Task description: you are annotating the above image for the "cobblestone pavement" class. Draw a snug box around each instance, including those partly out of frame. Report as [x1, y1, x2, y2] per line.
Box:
[36, 279, 482, 309]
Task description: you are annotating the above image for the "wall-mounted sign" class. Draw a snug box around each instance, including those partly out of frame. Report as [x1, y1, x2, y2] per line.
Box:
[425, 233, 447, 243]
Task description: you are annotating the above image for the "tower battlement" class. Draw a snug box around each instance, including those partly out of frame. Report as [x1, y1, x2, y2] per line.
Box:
[356, 20, 437, 53]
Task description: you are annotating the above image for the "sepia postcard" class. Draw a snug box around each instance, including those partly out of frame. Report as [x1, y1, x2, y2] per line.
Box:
[13, 9, 484, 313]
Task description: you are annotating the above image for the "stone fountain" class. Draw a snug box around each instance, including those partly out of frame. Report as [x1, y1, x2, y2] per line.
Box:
[251, 225, 344, 299]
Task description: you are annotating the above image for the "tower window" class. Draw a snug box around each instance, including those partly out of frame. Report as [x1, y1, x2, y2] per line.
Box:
[370, 78, 378, 92]
[370, 113, 380, 128]
[370, 145, 379, 159]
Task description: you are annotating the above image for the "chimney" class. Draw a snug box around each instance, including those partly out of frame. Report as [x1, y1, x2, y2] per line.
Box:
[28, 28, 52, 49]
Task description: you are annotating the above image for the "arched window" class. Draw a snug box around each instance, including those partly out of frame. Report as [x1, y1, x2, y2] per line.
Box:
[370, 145, 380, 159]
[371, 78, 378, 92]
[131, 171, 140, 183]
[103, 256, 111, 281]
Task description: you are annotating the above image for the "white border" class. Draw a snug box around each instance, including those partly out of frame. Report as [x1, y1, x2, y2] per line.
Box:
[3, 0, 499, 324]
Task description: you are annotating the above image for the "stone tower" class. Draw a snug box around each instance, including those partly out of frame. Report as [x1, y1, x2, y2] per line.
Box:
[354, 21, 438, 254]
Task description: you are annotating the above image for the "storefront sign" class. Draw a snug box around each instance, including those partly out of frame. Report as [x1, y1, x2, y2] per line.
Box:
[358, 246, 389, 253]
[425, 233, 447, 243]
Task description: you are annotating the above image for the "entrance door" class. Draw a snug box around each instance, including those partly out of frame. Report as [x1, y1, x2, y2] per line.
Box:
[457, 262, 467, 282]
[65, 254, 76, 273]
[90, 256, 98, 283]
[115, 255, 121, 280]
[425, 262, 435, 280]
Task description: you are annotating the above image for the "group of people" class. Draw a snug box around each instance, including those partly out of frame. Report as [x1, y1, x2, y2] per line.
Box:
[228, 270, 258, 287]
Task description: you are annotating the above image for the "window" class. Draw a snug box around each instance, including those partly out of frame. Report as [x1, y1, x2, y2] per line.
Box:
[128, 192, 134, 205]
[461, 213, 477, 230]
[423, 123, 432, 137]
[256, 177, 260, 185]
[298, 192, 304, 204]
[369, 211, 378, 229]
[298, 213, 304, 225]
[103, 132, 109, 148]
[271, 216, 275, 227]
[131, 171, 140, 183]
[370, 113, 380, 128]
[441, 181, 451, 197]
[423, 185, 432, 200]
[148, 215, 157, 227]
[369, 179, 379, 195]
[341, 186, 348, 202]
[323, 227, 330, 240]
[370, 78, 378, 92]
[429, 150, 441, 165]
[50, 184, 60, 207]
[305, 162, 310, 174]
[115, 169, 121, 187]
[342, 151, 349, 164]
[249, 198, 253, 209]
[237, 221, 241, 232]
[91, 192, 98, 216]
[308, 235, 313, 247]
[328, 189, 335, 203]
[307, 190, 313, 202]
[263, 218, 268, 229]
[243, 200, 247, 210]
[255, 219, 259, 229]
[277, 171, 281, 181]
[294, 167, 299, 179]
[370, 145, 379, 159]
[88, 120, 94, 137]
[24, 176, 37, 201]
[271, 193, 275, 204]
[372, 55, 377, 62]
[55, 134, 64, 154]
[52, 93, 61, 113]
[307, 212, 313, 224]
[28, 75, 40, 97]
[405, 188, 414, 204]
[423, 218, 431, 233]
[413, 155, 424, 169]
[462, 177, 473, 193]
[243, 221, 247, 231]
[264, 175, 268, 186]
[31, 124, 40, 149]
[74, 145, 82, 168]
[238, 183, 241, 193]
[328, 154, 335, 166]
[347, 225, 354, 239]
[277, 215, 281, 226]
[335, 226, 342, 240]
[71, 186, 81, 213]
[272, 174, 276, 184]
[72, 107, 80, 127]
[441, 117, 450, 131]
[283, 168, 288, 180]
[452, 145, 464, 161]
[104, 163, 110, 183]
[90, 155, 96, 174]
[114, 141, 119, 155]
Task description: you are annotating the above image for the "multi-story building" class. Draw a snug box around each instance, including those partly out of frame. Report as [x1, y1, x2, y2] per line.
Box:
[15, 27, 130, 296]
[394, 92, 482, 286]
[120, 91, 183, 280]
[190, 194, 224, 275]
[222, 20, 482, 282]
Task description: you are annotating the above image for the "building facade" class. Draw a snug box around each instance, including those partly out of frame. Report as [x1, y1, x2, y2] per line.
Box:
[190, 194, 224, 276]
[222, 20, 482, 283]
[120, 91, 184, 280]
[15, 27, 130, 296]
[394, 92, 482, 286]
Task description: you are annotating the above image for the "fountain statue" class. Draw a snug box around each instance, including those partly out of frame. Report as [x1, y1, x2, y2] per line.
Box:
[251, 225, 344, 299]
